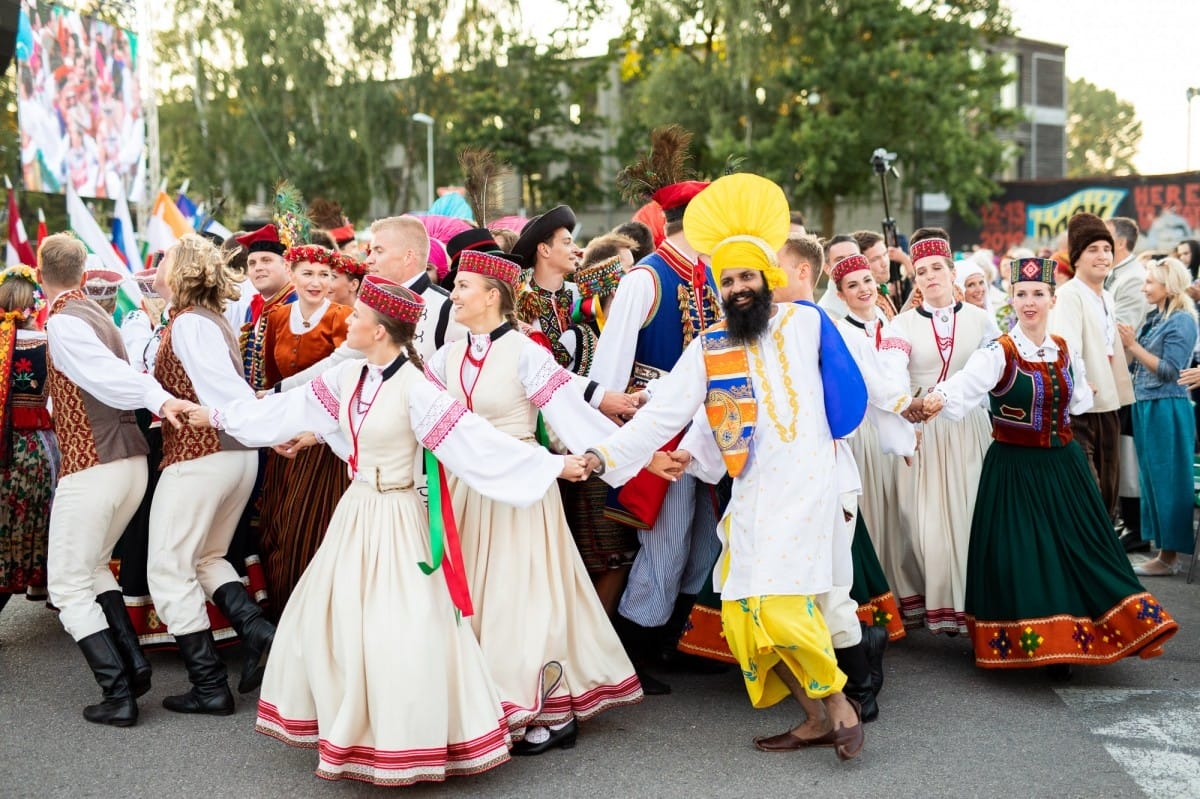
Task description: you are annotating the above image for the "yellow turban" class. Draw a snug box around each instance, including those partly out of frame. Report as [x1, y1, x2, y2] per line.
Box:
[682, 173, 791, 291]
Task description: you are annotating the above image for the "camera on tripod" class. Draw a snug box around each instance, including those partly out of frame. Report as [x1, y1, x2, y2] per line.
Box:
[870, 148, 898, 177]
[869, 147, 906, 290]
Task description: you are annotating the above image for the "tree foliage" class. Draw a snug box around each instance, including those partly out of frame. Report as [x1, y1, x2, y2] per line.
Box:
[1066, 77, 1141, 177]
[153, 0, 610, 224]
[617, 0, 1024, 232]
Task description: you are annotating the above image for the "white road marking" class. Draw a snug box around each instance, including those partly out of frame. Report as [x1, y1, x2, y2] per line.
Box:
[1056, 688, 1200, 799]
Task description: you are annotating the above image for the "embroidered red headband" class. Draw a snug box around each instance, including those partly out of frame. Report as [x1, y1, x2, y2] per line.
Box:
[910, 238, 952, 264]
[283, 245, 333, 266]
[457, 249, 522, 288]
[330, 251, 366, 278]
[830, 253, 870, 284]
[359, 275, 424, 324]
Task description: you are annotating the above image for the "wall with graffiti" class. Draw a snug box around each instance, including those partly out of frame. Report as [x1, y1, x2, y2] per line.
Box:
[950, 171, 1200, 253]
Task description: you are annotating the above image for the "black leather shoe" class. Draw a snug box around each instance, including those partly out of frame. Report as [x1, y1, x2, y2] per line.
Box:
[1120, 531, 1150, 553]
[635, 669, 671, 696]
[162, 630, 235, 715]
[95, 591, 151, 698]
[77, 629, 138, 727]
[211, 582, 275, 693]
[511, 719, 578, 756]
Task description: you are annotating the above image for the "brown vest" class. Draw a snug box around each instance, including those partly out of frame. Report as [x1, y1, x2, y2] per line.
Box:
[46, 290, 150, 477]
[155, 306, 251, 469]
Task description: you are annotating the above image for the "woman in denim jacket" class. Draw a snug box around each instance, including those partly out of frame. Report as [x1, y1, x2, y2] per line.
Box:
[1118, 257, 1199, 576]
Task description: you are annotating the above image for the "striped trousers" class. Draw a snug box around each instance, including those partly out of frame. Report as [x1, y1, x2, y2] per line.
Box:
[618, 474, 721, 627]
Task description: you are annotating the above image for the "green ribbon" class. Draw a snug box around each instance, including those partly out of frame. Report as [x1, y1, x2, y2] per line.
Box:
[418, 448, 445, 576]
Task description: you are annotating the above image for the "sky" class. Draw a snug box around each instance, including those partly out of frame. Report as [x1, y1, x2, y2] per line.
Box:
[1004, 0, 1200, 176]
[527, 0, 1199, 177]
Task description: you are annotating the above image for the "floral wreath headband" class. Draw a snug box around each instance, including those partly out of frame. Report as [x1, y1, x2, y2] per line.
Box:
[0, 265, 47, 322]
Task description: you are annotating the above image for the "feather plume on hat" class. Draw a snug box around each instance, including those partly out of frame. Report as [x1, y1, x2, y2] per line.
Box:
[273, 181, 311, 249]
[460, 148, 508, 229]
[616, 125, 698, 205]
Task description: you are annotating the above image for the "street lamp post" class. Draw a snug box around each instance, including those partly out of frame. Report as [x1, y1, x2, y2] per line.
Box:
[412, 113, 435, 210]
[1188, 89, 1200, 172]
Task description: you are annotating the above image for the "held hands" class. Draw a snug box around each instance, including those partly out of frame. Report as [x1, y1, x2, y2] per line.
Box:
[159, 398, 200, 429]
[647, 449, 692, 482]
[559, 455, 591, 482]
[273, 432, 318, 459]
[900, 396, 927, 423]
[599, 390, 642, 425]
[922, 392, 944, 419]
[185, 406, 214, 429]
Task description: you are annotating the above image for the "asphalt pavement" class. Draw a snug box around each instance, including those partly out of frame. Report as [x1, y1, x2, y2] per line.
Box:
[2, 562, 1197, 799]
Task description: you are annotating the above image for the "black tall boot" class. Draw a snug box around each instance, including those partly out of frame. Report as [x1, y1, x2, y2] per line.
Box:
[211, 582, 275, 693]
[835, 640, 879, 723]
[614, 615, 671, 695]
[162, 630, 235, 715]
[76, 629, 138, 727]
[860, 622, 888, 696]
[95, 591, 151, 698]
[658, 594, 730, 674]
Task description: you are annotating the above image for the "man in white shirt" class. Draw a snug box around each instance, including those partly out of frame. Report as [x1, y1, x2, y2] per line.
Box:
[583, 174, 866, 758]
[1048, 212, 1135, 528]
[39, 233, 191, 727]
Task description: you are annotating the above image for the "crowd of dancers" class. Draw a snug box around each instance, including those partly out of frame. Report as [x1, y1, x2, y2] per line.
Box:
[0, 128, 1186, 786]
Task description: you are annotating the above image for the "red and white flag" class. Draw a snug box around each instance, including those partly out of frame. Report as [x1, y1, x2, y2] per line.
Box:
[36, 208, 47, 249]
[5, 178, 35, 267]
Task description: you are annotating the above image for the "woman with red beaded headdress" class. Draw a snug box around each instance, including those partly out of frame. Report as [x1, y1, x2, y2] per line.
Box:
[189, 276, 592, 786]
[427, 249, 643, 755]
[885, 228, 999, 636]
[257, 244, 352, 616]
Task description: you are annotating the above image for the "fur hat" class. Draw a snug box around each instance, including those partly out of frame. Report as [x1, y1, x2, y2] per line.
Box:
[1067, 212, 1113, 267]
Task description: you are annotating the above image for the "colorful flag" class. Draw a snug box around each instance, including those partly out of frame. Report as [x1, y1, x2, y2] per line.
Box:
[36, 208, 47, 248]
[146, 190, 191, 253]
[110, 181, 138, 269]
[66, 185, 142, 315]
[5, 179, 35, 266]
[176, 191, 198, 225]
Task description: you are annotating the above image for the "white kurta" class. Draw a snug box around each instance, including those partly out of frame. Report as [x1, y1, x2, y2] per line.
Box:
[885, 301, 997, 633]
[593, 303, 844, 600]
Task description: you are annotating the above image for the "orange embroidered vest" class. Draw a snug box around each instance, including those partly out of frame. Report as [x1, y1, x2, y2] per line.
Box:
[156, 306, 251, 469]
[46, 290, 149, 477]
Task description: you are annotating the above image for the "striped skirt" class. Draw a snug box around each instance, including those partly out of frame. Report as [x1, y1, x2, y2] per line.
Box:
[258, 443, 350, 619]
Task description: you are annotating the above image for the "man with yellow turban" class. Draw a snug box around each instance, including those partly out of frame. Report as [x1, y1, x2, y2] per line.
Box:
[582, 174, 870, 760]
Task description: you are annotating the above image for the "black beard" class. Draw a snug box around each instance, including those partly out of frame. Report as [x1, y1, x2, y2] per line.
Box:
[723, 284, 774, 344]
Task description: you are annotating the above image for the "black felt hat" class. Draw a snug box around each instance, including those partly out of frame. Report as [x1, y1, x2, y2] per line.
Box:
[510, 205, 576, 267]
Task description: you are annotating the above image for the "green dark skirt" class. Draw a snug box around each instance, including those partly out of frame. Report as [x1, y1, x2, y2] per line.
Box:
[850, 513, 905, 641]
[965, 440, 1177, 668]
